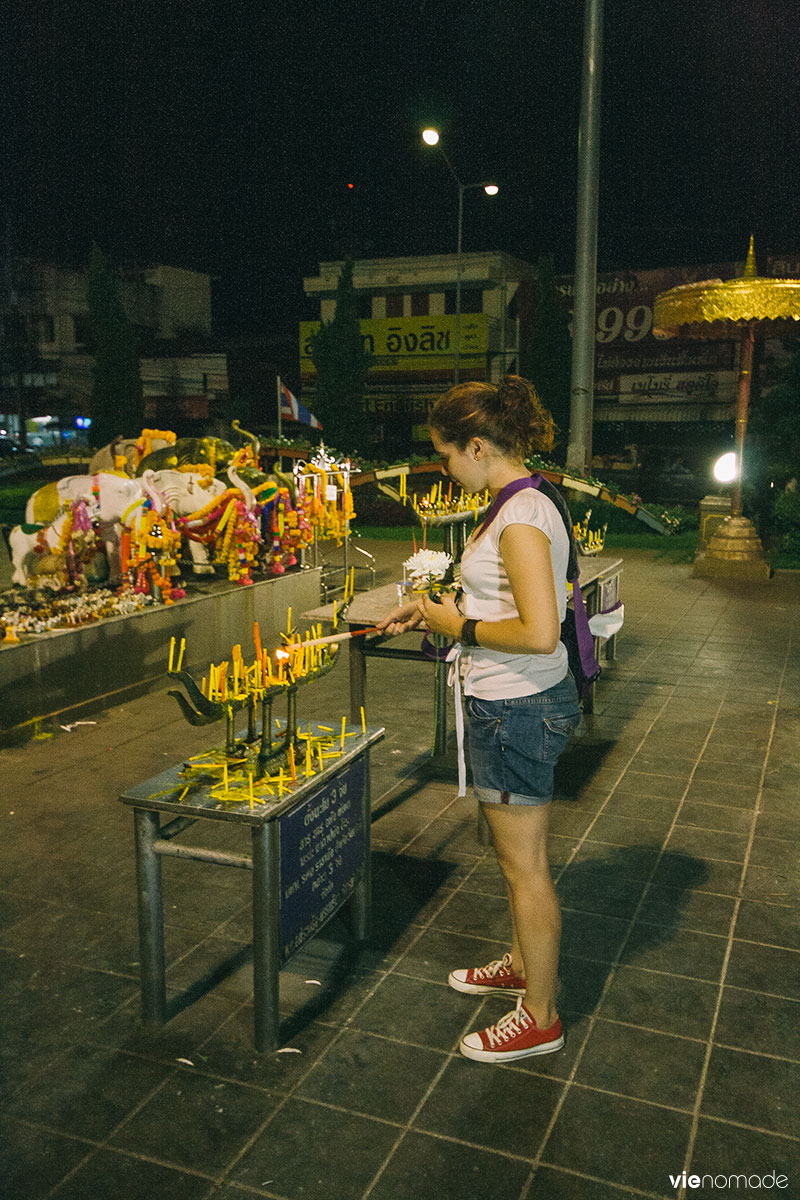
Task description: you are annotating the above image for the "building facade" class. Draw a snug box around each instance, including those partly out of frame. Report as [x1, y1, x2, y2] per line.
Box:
[301, 251, 528, 450]
[0, 260, 228, 443]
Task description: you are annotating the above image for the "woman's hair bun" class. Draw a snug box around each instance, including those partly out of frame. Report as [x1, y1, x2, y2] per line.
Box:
[430, 374, 555, 457]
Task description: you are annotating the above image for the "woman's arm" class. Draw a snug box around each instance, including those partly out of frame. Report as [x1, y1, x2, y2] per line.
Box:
[376, 599, 426, 636]
[417, 524, 561, 654]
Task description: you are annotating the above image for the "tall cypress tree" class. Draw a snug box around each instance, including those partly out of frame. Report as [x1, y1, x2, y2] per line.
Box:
[519, 254, 573, 457]
[86, 243, 144, 448]
[309, 260, 372, 455]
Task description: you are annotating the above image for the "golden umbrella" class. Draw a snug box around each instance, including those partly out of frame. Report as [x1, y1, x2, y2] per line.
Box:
[653, 238, 800, 578]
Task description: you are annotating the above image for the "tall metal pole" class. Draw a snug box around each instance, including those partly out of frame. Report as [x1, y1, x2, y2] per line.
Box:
[455, 183, 464, 385]
[566, 0, 604, 474]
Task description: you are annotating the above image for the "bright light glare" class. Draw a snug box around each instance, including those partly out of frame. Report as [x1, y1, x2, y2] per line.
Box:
[484, 183, 499, 195]
[714, 452, 737, 483]
[421, 128, 440, 145]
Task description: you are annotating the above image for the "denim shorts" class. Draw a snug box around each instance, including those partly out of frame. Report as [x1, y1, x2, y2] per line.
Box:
[465, 673, 581, 806]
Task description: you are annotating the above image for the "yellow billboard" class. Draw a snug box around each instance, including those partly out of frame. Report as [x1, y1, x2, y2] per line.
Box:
[299, 314, 488, 376]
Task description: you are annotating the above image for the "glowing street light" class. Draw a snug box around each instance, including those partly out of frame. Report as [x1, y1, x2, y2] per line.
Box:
[421, 127, 498, 384]
[713, 452, 737, 484]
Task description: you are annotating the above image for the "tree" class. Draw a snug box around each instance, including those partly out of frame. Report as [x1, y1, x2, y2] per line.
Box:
[518, 254, 573, 458]
[308, 260, 372, 455]
[86, 243, 144, 448]
[748, 340, 800, 489]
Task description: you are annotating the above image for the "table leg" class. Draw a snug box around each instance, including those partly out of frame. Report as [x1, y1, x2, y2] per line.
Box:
[251, 822, 281, 1052]
[432, 655, 448, 757]
[349, 754, 372, 942]
[349, 632, 367, 724]
[133, 808, 167, 1027]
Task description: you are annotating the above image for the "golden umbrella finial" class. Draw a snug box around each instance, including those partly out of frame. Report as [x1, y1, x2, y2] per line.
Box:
[653, 243, 800, 580]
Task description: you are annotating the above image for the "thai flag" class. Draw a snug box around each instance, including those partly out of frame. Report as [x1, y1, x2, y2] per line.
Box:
[279, 381, 323, 429]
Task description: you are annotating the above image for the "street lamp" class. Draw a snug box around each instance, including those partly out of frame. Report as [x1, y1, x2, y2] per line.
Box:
[421, 128, 498, 384]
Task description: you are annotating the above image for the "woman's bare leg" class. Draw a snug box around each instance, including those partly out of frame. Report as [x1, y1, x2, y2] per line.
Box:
[481, 801, 560, 1028]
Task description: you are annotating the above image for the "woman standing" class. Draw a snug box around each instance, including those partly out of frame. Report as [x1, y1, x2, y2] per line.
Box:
[379, 376, 580, 1064]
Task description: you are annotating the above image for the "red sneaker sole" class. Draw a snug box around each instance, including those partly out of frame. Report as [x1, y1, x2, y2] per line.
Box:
[459, 1034, 564, 1062]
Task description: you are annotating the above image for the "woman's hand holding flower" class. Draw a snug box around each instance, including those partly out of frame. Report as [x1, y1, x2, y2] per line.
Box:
[417, 591, 463, 640]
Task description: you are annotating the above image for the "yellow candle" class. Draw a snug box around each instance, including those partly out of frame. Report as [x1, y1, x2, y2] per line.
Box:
[350, 566, 355, 598]
[249, 774, 254, 810]
[287, 606, 292, 635]
[176, 638, 186, 672]
[333, 600, 338, 629]
[288, 744, 297, 782]
[318, 743, 324, 772]
[340, 715, 347, 749]
[168, 636, 175, 672]
[223, 763, 228, 792]
[201, 676, 206, 697]
[361, 705, 366, 734]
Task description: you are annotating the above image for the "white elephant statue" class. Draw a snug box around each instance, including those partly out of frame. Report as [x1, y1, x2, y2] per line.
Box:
[145, 470, 228, 575]
[9, 508, 104, 589]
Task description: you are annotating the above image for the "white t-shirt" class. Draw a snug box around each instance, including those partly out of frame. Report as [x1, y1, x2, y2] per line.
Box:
[459, 488, 570, 699]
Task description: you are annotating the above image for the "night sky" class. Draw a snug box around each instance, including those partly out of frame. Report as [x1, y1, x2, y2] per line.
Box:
[5, 0, 799, 340]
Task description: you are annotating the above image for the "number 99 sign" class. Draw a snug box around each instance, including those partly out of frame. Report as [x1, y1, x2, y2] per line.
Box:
[595, 304, 653, 343]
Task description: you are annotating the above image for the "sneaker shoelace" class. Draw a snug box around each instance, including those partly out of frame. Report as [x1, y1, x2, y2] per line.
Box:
[475, 953, 514, 980]
[486, 998, 531, 1047]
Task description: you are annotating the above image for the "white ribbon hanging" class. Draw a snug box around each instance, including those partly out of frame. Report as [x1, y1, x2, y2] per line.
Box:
[445, 642, 467, 797]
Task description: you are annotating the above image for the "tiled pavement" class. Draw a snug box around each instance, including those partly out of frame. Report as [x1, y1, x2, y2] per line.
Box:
[1, 546, 799, 1200]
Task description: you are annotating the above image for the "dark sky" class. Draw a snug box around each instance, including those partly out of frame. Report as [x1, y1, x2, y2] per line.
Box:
[5, 0, 799, 338]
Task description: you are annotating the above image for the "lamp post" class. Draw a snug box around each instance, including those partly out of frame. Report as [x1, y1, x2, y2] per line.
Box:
[422, 129, 498, 385]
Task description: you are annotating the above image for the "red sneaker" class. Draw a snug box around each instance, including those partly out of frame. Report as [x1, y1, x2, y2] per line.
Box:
[460, 998, 564, 1063]
[448, 952, 526, 997]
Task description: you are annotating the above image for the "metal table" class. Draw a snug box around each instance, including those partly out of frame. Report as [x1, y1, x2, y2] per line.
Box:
[119, 724, 384, 1051]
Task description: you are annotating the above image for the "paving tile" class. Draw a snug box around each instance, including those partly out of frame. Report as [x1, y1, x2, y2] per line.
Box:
[651, 853, 742, 896]
[665, 825, 749, 863]
[561, 910, 631, 963]
[613, 771, 689, 800]
[684, 779, 759, 809]
[725, 940, 800, 1000]
[602, 791, 681, 825]
[741, 863, 796, 905]
[575, 1019, 706, 1108]
[231, 1097, 401, 1199]
[557, 867, 646, 920]
[689, 1116, 799, 1197]
[350, 972, 480, 1051]
[369, 1128, 531, 1200]
[570, 841, 662, 881]
[5, 1043, 170, 1140]
[0, 1116, 92, 1200]
[702, 1045, 800, 1138]
[413, 1055, 563, 1157]
[598, 965, 719, 1040]
[637, 885, 736, 936]
[48, 1149, 213, 1200]
[296, 1028, 446, 1122]
[622, 923, 728, 982]
[192, 1006, 338, 1090]
[677, 801, 754, 835]
[733, 898, 799, 950]
[528, 1164, 652, 1199]
[110, 1068, 280, 1174]
[543, 1085, 692, 1195]
[748, 836, 800, 871]
[428, 889, 511, 941]
[557, 958, 613, 1015]
[586, 814, 670, 848]
[756, 811, 800, 842]
[715, 986, 800, 1061]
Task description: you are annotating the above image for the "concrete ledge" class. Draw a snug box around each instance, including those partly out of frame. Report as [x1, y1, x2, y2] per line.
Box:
[0, 567, 321, 735]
